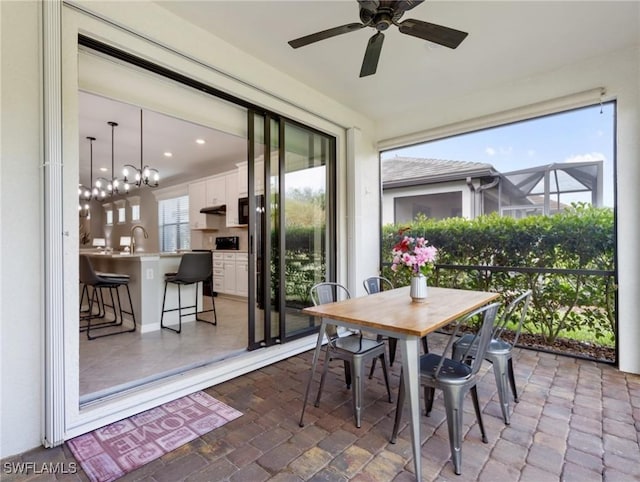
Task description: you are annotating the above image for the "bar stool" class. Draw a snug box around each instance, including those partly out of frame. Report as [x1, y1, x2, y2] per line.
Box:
[160, 252, 217, 333]
[79, 255, 136, 340]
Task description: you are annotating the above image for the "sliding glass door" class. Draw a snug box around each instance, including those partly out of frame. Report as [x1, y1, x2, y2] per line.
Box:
[248, 111, 335, 349]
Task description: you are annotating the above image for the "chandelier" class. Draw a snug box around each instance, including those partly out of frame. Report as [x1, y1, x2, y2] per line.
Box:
[122, 109, 160, 191]
[78, 136, 98, 216]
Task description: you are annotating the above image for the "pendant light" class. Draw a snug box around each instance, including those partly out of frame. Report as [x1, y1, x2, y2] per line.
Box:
[78, 136, 98, 216]
[123, 109, 160, 189]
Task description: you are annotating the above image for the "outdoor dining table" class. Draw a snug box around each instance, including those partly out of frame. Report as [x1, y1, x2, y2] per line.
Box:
[300, 285, 500, 480]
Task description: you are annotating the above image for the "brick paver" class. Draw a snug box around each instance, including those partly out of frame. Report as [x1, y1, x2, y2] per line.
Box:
[2, 334, 640, 481]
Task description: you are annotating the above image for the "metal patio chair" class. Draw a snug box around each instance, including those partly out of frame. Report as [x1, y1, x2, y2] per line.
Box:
[390, 302, 502, 475]
[452, 289, 532, 424]
[300, 282, 392, 428]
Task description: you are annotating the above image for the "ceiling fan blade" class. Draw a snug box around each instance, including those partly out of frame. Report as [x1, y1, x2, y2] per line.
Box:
[360, 32, 385, 78]
[398, 18, 468, 49]
[288, 23, 365, 49]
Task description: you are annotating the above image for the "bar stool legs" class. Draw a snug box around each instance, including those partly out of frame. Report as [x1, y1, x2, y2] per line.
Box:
[160, 279, 217, 334]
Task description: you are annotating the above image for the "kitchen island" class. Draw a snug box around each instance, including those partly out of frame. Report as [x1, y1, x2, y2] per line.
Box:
[83, 251, 204, 333]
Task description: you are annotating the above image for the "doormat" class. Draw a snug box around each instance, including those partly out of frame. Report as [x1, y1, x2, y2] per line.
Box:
[66, 391, 242, 482]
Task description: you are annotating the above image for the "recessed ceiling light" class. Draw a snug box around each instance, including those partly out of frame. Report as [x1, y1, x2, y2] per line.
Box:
[196, 139, 206, 145]
[99, 167, 108, 172]
[164, 152, 173, 157]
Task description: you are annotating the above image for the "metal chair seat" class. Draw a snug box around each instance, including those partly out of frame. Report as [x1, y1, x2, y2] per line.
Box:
[419, 353, 473, 382]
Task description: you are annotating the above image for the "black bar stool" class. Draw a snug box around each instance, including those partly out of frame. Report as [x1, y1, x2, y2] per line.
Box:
[160, 252, 217, 333]
[79, 255, 136, 340]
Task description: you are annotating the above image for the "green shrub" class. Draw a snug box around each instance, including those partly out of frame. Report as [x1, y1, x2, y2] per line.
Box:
[382, 204, 616, 346]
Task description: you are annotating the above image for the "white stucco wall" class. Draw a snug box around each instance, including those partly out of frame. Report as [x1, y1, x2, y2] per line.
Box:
[0, 0, 44, 459]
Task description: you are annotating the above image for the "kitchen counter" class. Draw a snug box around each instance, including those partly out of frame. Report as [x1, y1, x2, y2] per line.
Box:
[84, 251, 203, 333]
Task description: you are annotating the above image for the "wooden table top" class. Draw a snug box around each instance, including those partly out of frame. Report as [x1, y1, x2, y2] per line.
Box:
[302, 286, 500, 338]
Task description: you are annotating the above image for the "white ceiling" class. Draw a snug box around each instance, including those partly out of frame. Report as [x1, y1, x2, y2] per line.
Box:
[158, 1, 639, 121]
[78, 91, 247, 189]
[80, 1, 639, 189]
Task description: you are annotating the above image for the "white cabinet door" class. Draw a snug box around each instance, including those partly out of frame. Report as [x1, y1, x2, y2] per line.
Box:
[223, 255, 236, 294]
[237, 160, 264, 196]
[226, 172, 240, 226]
[188, 181, 207, 229]
[237, 162, 248, 198]
[236, 253, 248, 297]
[205, 175, 226, 206]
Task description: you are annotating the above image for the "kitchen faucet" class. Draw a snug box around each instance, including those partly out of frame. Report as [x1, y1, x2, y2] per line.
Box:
[130, 224, 149, 253]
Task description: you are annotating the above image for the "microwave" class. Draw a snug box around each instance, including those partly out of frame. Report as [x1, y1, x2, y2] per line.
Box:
[238, 195, 264, 225]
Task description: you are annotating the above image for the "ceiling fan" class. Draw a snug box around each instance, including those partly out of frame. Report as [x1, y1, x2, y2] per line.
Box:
[288, 0, 468, 78]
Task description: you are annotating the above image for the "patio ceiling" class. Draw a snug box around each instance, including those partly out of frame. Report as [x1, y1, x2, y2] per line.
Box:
[158, 1, 639, 122]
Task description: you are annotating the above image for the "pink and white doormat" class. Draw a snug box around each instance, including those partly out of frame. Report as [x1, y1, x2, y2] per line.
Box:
[66, 391, 242, 482]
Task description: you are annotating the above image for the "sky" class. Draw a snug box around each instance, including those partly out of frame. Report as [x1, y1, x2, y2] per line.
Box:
[381, 103, 615, 207]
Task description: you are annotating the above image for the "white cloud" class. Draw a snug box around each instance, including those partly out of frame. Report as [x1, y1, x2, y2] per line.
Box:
[485, 147, 496, 156]
[564, 152, 607, 163]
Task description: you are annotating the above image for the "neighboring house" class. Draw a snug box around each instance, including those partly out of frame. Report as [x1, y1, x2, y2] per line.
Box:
[382, 157, 525, 224]
[382, 157, 604, 224]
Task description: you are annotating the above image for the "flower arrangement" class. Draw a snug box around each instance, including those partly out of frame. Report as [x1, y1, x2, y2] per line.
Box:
[391, 232, 438, 278]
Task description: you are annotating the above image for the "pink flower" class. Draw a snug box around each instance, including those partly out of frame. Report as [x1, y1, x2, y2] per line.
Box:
[390, 233, 438, 277]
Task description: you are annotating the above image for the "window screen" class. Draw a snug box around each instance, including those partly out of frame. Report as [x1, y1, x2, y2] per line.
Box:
[158, 195, 190, 252]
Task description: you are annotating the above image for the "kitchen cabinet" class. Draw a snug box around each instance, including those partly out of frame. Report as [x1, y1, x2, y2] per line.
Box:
[237, 162, 248, 198]
[223, 253, 237, 294]
[235, 253, 248, 297]
[212, 251, 248, 297]
[236, 160, 264, 197]
[212, 253, 224, 293]
[188, 181, 207, 229]
[205, 175, 226, 207]
[225, 171, 240, 227]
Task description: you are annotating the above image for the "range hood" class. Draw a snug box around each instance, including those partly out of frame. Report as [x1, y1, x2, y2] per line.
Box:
[200, 205, 226, 215]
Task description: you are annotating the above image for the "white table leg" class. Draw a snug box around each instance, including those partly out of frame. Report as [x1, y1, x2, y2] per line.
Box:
[299, 321, 327, 427]
[400, 337, 421, 480]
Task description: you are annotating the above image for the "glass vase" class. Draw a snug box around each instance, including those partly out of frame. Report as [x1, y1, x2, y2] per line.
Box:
[410, 273, 428, 303]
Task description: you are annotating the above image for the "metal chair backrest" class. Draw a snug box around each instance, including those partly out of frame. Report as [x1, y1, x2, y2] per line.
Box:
[363, 276, 393, 294]
[310, 282, 352, 343]
[174, 252, 212, 284]
[436, 302, 502, 379]
[493, 289, 532, 346]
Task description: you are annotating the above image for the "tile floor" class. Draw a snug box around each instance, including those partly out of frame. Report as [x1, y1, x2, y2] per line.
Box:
[5, 333, 640, 481]
[80, 297, 248, 400]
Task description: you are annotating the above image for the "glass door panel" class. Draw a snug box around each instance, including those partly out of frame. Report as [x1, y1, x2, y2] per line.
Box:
[248, 111, 335, 347]
[282, 123, 331, 339]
